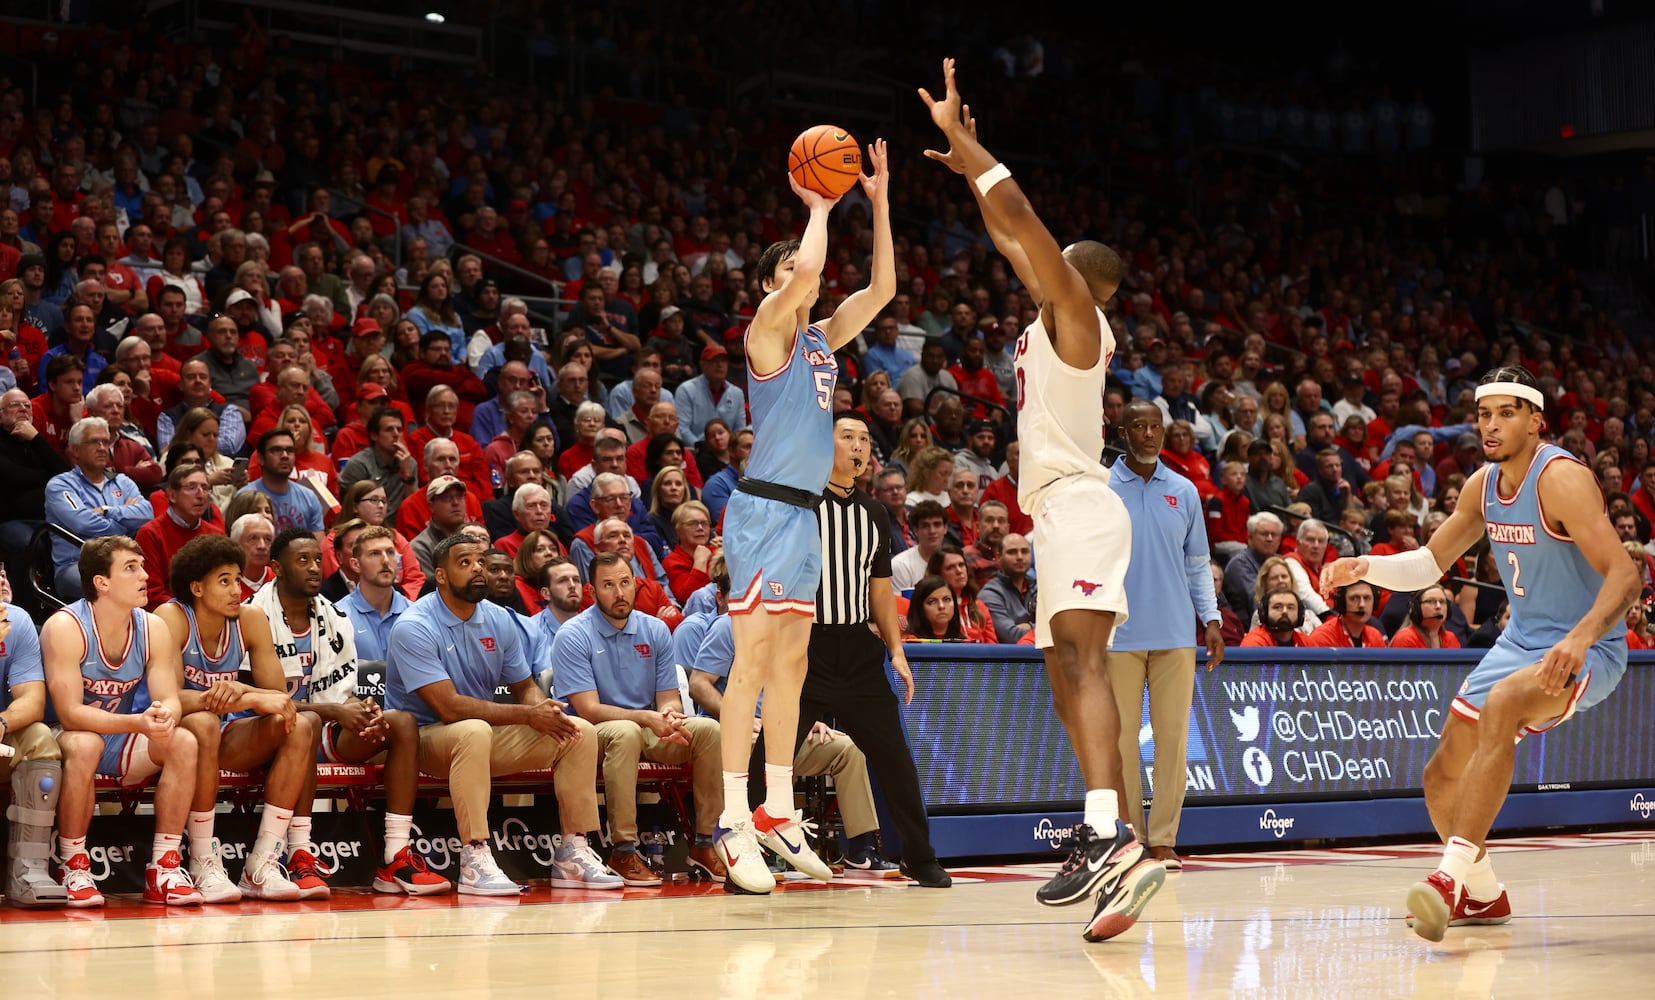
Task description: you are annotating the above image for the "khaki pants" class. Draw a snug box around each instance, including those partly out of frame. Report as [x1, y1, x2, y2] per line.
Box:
[417, 719, 600, 843]
[792, 730, 879, 839]
[1106, 647, 1196, 847]
[595, 717, 723, 844]
[0, 722, 60, 780]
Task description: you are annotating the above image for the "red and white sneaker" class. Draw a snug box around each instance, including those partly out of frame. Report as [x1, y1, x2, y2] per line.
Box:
[1407, 885, 1512, 929]
[143, 851, 204, 906]
[286, 849, 332, 900]
[59, 853, 105, 909]
[374, 846, 453, 896]
[1405, 870, 1463, 942]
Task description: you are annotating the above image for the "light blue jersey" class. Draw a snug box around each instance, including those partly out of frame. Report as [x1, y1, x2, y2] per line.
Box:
[743, 324, 837, 493]
[51, 599, 150, 719]
[173, 600, 246, 693]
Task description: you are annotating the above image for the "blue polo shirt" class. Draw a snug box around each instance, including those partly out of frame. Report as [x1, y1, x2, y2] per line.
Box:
[340, 588, 411, 664]
[243, 478, 326, 534]
[1106, 459, 1221, 652]
[861, 341, 918, 381]
[550, 606, 675, 712]
[384, 593, 531, 726]
[0, 604, 44, 710]
[519, 607, 568, 679]
[681, 584, 718, 619]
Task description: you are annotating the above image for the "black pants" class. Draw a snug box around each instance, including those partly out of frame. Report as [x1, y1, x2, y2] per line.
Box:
[747, 622, 937, 863]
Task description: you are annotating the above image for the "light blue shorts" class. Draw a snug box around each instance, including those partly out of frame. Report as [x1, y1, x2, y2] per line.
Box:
[1451, 633, 1628, 735]
[723, 491, 820, 617]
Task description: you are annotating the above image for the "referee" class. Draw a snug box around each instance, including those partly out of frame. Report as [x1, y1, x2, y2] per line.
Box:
[747, 413, 951, 888]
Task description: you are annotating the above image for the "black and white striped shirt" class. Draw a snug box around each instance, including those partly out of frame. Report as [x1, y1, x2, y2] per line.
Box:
[815, 488, 894, 625]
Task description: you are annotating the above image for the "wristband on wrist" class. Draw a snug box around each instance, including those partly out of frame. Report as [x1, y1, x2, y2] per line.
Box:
[974, 162, 1012, 197]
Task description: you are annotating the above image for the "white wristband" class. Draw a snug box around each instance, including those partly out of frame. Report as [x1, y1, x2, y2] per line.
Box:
[974, 162, 1012, 197]
[1361, 547, 1442, 593]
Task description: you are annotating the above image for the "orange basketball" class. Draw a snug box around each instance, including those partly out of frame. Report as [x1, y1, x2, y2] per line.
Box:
[788, 125, 862, 199]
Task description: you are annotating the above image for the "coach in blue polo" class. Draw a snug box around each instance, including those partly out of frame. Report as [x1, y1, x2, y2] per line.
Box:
[551, 551, 725, 887]
[384, 533, 620, 895]
[1105, 400, 1224, 871]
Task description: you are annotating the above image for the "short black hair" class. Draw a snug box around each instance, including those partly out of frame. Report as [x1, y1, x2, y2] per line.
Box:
[755, 239, 800, 290]
[419, 330, 451, 352]
[367, 405, 403, 435]
[431, 532, 483, 570]
[1479, 365, 1543, 412]
[910, 499, 948, 529]
[257, 427, 295, 457]
[169, 535, 245, 606]
[833, 412, 871, 435]
[270, 526, 318, 564]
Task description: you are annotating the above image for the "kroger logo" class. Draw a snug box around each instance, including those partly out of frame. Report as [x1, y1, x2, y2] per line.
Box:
[1033, 818, 1073, 850]
[1259, 809, 1296, 839]
[1632, 793, 1655, 821]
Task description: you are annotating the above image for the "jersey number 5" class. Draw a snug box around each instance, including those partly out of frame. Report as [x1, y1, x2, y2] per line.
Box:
[1507, 550, 1525, 597]
[813, 370, 833, 410]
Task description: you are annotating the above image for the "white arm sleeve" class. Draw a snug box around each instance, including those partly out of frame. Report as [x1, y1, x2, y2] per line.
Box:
[1362, 547, 1444, 593]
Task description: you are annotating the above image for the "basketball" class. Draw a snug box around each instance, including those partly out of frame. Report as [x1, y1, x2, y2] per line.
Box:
[788, 125, 862, 199]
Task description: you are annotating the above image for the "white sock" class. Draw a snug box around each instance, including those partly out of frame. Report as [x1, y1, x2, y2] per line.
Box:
[286, 815, 313, 855]
[719, 771, 750, 830]
[257, 804, 294, 846]
[59, 835, 88, 860]
[1439, 836, 1480, 885]
[1465, 852, 1499, 899]
[384, 812, 413, 864]
[188, 810, 217, 862]
[763, 763, 794, 819]
[153, 833, 183, 864]
[1084, 789, 1119, 833]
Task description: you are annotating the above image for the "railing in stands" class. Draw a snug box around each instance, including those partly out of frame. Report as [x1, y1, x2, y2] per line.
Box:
[329, 189, 402, 268]
[26, 522, 84, 614]
[187, 0, 484, 67]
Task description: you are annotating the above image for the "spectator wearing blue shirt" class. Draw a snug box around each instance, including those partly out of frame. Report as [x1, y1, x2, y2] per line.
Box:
[518, 557, 586, 687]
[242, 429, 326, 538]
[383, 534, 620, 895]
[1105, 402, 1225, 870]
[339, 527, 411, 663]
[0, 599, 66, 907]
[475, 322, 555, 396]
[552, 552, 726, 886]
[860, 315, 918, 382]
[470, 361, 537, 448]
[673, 345, 748, 445]
[37, 303, 108, 394]
[699, 428, 751, 525]
[44, 418, 154, 599]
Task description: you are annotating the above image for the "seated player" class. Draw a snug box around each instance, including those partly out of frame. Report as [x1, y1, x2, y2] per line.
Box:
[2, 592, 68, 908]
[248, 527, 450, 896]
[551, 552, 727, 886]
[160, 535, 314, 902]
[42, 537, 203, 907]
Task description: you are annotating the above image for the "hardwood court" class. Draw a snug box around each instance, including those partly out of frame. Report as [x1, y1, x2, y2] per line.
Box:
[1, 831, 1650, 999]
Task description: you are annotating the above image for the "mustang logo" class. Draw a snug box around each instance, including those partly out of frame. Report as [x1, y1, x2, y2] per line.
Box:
[1073, 580, 1103, 596]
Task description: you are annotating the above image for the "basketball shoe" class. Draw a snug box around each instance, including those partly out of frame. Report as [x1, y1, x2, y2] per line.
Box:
[1406, 885, 1512, 929]
[458, 842, 524, 896]
[1405, 870, 1464, 942]
[187, 840, 243, 904]
[144, 850, 204, 906]
[1038, 820, 1144, 907]
[58, 853, 104, 908]
[239, 837, 302, 901]
[752, 806, 833, 882]
[715, 818, 773, 895]
[374, 846, 453, 896]
[1082, 857, 1165, 943]
[550, 836, 624, 890]
[286, 849, 331, 900]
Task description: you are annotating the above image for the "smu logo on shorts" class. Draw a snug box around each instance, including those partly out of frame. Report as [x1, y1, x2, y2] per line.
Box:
[479, 636, 496, 652]
[1487, 522, 1536, 545]
[1073, 579, 1103, 596]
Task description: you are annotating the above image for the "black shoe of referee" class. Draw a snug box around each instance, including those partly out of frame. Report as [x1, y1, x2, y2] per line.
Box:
[899, 858, 953, 888]
[1037, 820, 1143, 907]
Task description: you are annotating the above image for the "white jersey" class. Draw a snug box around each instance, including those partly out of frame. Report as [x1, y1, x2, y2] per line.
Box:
[1013, 304, 1114, 511]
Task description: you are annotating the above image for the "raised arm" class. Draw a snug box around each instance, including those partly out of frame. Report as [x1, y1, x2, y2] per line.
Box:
[749, 179, 837, 356]
[1322, 465, 1491, 594]
[820, 140, 894, 352]
[923, 101, 1042, 302]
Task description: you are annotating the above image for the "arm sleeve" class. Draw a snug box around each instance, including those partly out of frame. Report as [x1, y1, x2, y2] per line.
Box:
[549, 623, 596, 700]
[1182, 489, 1220, 624]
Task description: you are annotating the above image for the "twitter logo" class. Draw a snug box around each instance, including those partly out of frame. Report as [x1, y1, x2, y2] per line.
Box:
[1231, 706, 1260, 743]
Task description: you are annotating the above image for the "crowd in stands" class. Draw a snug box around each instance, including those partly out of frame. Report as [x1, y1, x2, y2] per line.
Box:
[0, 12, 1652, 667]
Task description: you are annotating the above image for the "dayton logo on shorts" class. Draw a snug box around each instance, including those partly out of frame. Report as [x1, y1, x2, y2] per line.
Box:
[768, 582, 784, 598]
[1163, 495, 1179, 509]
[479, 636, 496, 652]
[1072, 579, 1102, 596]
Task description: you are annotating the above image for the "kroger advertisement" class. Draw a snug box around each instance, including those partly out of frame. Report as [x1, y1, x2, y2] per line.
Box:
[903, 648, 1655, 811]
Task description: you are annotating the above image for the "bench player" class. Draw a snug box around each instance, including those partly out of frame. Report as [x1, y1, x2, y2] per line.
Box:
[42, 536, 203, 906]
[715, 138, 893, 894]
[921, 58, 1164, 941]
[1323, 366, 1638, 942]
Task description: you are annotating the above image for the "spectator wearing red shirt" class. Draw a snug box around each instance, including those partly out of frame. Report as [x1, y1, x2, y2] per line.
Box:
[395, 438, 486, 540]
[661, 501, 716, 604]
[136, 463, 224, 609]
[980, 440, 1034, 536]
[1240, 589, 1311, 647]
[1306, 582, 1387, 648]
[32, 353, 85, 455]
[1160, 419, 1218, 500]
[94, 221, 148, 314]
[946, 334, 1006, 419]
[1206, 461, 1251, 560]
[1632, 459, 1655, 532]
[247, 362, 336, 441]
[1389, 586, 1461, 649]
[400, 329, 489, 426]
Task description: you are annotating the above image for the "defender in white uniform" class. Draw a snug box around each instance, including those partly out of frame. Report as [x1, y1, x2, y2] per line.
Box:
[922, 57, 1162, 942]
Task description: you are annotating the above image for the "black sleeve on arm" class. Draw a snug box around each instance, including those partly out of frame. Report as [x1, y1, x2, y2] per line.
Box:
[866, 494, 894, 579]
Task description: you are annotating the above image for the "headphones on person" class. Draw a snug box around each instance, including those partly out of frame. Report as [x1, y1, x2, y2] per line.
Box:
[1330, 581, 1373, 616]
[1408, 586, 1450, 628]
[1262, 588, 1306, 629]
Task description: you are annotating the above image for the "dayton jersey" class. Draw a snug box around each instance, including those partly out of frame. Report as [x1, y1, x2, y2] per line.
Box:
[173, 600, 246, 692]
[54, 599, 150, 718]
[1013, 305, 1115, 511]
[279, 626, 315, 701]
[1483, 443, 1625, 649]
[744, 323, 837, 493]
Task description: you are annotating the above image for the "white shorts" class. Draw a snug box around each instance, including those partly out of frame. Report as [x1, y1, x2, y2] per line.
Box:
[1031, 476, 1131, 649]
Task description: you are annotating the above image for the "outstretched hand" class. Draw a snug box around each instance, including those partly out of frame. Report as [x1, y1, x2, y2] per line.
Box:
[858, 138, 890, 202]
[1319, 556, 1369, 598]
[922, 99, 978, 175]
[918, 57, 966, 137]
[788, 173, 840, 213]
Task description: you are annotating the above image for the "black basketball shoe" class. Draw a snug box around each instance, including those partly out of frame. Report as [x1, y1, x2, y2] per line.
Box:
[1036, 820, 1143, 907]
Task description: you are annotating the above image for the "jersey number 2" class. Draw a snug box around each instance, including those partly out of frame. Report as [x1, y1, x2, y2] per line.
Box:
[1507, 550, 1525, 597]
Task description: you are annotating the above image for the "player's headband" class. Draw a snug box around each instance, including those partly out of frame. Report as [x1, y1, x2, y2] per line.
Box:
[1474, 382, 1545, 409]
